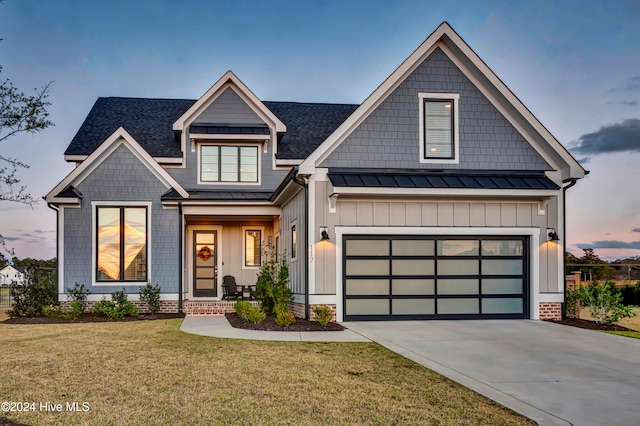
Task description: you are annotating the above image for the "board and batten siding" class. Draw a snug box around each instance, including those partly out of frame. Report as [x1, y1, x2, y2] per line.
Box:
[313, 187, 561, 295]
[279, 188, 306, 295]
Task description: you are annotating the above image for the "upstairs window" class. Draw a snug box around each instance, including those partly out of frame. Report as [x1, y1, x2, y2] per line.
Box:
[419, 93, 459, 164]
[200, 145, 259, 183]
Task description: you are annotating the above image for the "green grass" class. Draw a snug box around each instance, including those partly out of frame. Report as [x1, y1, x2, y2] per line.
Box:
[0, 319, 533, 426]
[604, 331, 640, 339]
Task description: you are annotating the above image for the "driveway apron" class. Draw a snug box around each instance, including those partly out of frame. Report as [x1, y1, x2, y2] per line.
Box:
[344, 320, 640, 426]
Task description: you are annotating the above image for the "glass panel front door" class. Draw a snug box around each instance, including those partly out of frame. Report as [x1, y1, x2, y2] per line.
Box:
[194, 231, 217, 297]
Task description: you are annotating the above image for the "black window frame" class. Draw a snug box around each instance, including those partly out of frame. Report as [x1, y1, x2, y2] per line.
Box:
[423, 98, 455, 160]
[244, 229, 262, 267]
[95, 206, 148, 283]
[200, 144, 259, 183]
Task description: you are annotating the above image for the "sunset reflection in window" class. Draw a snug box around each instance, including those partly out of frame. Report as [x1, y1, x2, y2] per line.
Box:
[97, 207, 147, 281]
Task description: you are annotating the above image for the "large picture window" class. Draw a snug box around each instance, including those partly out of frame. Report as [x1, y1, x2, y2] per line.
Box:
[96, 206, 147, 282]
[419, 93, 459, 163]
[201, 145, 258, 183]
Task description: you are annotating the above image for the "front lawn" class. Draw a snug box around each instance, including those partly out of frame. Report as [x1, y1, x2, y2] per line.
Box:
[580, 306, 640, 339]
[0, 319, 532, 425]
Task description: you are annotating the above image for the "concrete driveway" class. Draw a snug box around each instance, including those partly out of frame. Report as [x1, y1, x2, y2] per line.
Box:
[344, 320, 640, 426]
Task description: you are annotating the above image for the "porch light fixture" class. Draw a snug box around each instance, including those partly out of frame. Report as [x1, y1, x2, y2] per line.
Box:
[320, 226, 330, 242]
[547, 228, 560, 242]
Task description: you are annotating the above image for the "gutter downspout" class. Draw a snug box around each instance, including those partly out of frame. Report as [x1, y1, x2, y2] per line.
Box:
[561, 178, 578, 319]
[178, 201, 183, 313]
[47, 202, 60, 297]
[292, 170, 310, 320]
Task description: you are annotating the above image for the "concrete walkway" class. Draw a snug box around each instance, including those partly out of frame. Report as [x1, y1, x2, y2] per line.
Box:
[180, 315, 370, 342]
[345, 320, 640, 426]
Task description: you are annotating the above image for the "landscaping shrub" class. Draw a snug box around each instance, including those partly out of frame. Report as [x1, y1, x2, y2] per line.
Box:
[577, 280, 636, 325]
[8, 274, 57, 317]
[620, 282, 640, 306]
[66, 282, 91, 313]
[93, 289, 139, 320]
[565, 288, 581, 318]
[312, 305, 333, 326]
[275, 304, 296, 327]
[246, 305, 266, 324]
[234, 300, 252, 321]
[43, 304, 78, 320]
[256, 247, 293, 315]
[139, 282, 161, 314]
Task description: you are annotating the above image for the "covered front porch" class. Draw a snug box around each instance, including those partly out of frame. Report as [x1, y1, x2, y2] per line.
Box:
[180, 210, 280, 308]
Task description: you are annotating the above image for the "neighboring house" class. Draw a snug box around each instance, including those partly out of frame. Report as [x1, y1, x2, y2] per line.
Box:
[46, 23, 585, 321]
[0, 265, 27, 286]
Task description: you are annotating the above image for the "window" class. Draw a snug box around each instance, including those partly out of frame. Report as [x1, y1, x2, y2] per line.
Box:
[244, 229, 262, 267]
[96, 206, 147, 282]
[291, 223, 297, 260]
[419, 93, 459, 163]
[200, 145, 258, 183]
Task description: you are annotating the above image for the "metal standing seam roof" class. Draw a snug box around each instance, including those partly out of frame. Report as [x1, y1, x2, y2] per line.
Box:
[327, 170, 560, 190]
[161, 189, 273, 201]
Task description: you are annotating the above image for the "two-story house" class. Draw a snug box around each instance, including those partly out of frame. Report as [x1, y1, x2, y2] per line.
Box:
[46, 22, 585, 322]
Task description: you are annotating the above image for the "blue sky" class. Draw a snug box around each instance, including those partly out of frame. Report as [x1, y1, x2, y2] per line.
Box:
[1, 0, 640, 260]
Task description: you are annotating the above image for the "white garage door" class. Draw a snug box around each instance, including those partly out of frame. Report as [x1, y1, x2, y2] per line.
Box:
[343, 236, 529, 320]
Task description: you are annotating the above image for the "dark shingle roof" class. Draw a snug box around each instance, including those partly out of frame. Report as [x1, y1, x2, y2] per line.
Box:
[263, 102, 359, 159]
[328, 169, 560, 190]
[65, 97, 195, 158]
[64, 97, 358, 160]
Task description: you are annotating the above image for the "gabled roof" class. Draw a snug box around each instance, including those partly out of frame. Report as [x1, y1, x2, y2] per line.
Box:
[63, 98, 357, 161]
[48, 127, 189, 204]
[299, 22, 586, 181]
[172, 71, 286, 134]
[65, 97, 194, 159]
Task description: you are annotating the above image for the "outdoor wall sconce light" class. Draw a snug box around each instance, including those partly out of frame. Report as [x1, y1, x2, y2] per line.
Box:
[547, 228, 560, 242]
[320, 226, 330, 241]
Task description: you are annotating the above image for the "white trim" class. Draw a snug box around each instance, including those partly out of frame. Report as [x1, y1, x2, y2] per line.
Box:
[181, 206, 281, 216]
[539, 293, 564, 303]
[299, 22, 584, 180]
[91, 201, 153, 287]
[331, 186, 559, 198]
[172, 72, 286, 133]
[197, 143, 262, 186]
[58, 206, 65, 294]
[47, 127, 189, 203]
[309, 294, 337, 305]
[64, 154, 88, 162]
[418, 93, 460, 164]
[154, 157, 183, 164]
[334, 226, 540, 322]
[186, 225, 224, 300]
[190, 133, 269, 141]
[275, 159, 303, 166]
[308, 175, 316, 293]
[242, 226, 265, 269]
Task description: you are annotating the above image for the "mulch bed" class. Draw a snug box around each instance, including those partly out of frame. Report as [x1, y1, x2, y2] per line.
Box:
[1, 313, 185, 325]
[545, 317, 635, 332]
[225, 312, 344, 332]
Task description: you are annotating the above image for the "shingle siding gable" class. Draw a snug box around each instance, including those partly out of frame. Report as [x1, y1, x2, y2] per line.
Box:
[320, 48, 551, 171]
[193, 87, 265, 125]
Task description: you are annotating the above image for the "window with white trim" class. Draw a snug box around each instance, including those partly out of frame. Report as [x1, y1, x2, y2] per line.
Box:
[200, 145, 258, 183]
[96, 206, 148, 282]
[419, 93, 459, 163]
[244, 229, 262, 267]
[291, 222, 297, 260]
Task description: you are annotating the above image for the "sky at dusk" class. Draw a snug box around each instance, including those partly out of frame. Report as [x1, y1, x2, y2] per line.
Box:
[1, 0, 639, 261]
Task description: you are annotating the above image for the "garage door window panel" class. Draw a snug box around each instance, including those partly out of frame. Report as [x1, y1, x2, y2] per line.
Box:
[482, 278, 523, 294]
[482, 298, 523, 314]
[346, 259, 389, 276]
[437, 240, 479, 256]
[437, 259, 479, 275]
[438, 298, 480, 314]
[392, 240, 434, 256]
[393, 299, 435, 315]
[482, 259, 523, 275]
[346, 279, 389, 296]
[346, 239, 389, 256]
[438, 279, 479, 295]
[392, 259, 434, 276]
[482, 240, 523, 256]
[392, 279, 435, 295]
[347, 299, 389, 315]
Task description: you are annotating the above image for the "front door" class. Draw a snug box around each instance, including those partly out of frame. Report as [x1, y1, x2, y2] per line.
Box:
[193, 231, 217, 297]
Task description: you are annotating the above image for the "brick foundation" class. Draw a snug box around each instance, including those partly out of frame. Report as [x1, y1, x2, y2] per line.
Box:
[289, 302, 337, 322]
[61, 300, 179, 314]
[182, 300, 259, 315]
[539, 302, 562, 321]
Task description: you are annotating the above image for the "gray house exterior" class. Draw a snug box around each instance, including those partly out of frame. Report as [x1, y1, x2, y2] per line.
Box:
[46, 23, 585, 321]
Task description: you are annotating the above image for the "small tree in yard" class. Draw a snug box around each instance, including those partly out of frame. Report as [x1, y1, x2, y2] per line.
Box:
[256, 246, 293, 315]
[577, 280, 636, 325]
[139, 282, 161, 314]
[8, 271, 57, 317]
